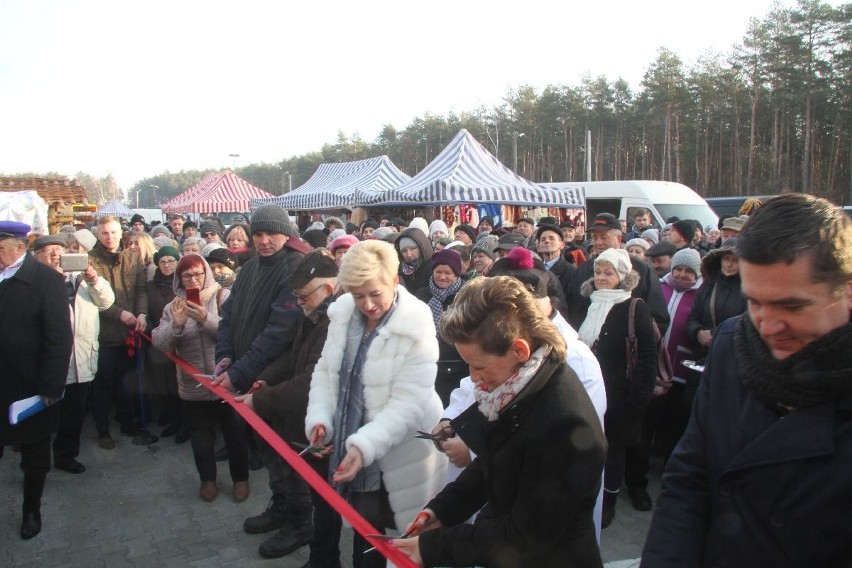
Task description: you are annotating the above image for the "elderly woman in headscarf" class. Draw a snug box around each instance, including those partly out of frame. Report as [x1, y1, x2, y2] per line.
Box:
[415, 248, 469, 406]
[578, 248, 657, 529]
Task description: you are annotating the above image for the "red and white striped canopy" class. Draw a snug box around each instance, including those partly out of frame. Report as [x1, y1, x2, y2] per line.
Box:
[161, 171, 273, 214]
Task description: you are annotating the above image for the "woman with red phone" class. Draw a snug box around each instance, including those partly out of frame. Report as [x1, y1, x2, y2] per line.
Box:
[152, 254, 250, 503]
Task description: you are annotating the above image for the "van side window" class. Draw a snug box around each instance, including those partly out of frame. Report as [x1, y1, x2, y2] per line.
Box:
[627, 207, 657, 230]
[586, 198, 621, 223]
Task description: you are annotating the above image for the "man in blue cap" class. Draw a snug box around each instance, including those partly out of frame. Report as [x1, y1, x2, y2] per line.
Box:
[0, 221, 73, 539]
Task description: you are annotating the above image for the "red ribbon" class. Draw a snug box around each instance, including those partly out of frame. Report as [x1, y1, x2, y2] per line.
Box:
[138, 332, 418, 568]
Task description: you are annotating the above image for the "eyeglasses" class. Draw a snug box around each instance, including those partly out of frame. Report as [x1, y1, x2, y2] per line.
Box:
[158, 258, 177, 265]
[180, 271, 205, 282]
[295, 283, 325, 303]
[202, 232, 217, 237]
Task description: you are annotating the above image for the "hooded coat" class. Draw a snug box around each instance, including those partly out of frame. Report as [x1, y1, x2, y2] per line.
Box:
[394, 227, 434, 293]
[151, 257, 228, 402]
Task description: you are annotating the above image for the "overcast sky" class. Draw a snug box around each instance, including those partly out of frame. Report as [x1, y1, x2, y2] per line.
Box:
[0, 0, 830, 191]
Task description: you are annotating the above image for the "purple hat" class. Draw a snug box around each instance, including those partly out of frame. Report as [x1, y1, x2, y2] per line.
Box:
[432, 248, 462, 276]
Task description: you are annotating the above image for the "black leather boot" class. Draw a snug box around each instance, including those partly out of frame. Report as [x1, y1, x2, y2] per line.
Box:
[258, 504, 314, 558]
[243, 494, 288, 534]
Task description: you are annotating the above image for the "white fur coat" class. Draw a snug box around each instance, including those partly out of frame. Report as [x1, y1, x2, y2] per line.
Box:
[305, 285, 447, 529]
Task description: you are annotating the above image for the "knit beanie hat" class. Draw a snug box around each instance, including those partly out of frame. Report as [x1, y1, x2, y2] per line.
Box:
[641, 228, 659, 244]
[360, 219, 379, 231]
[432, 248, 462, 276]
[251, 205, 291, 235]
[73, 229, 97, 252]
[671, 248, 702, 276]
[595, 248, 632, 282]
[206, 248, 238, 271]
[154, 246, 180, 265]
[201, 242, 226, 257]
[471, 234, 499, 260]
[454, 224, 476, 242]
[429, 220, 449, 238]
[150, 225, 174, 239]
[330, 234, 359, 254]
[302, 229, 329, 249]
[408, 217, 429, 236]
[672, 219, 697, 242]
[397, 236, 418, 251]
[373, 227, 394, 240]
[624, 238, 650, 252]
[329, 228, 346, 241]
[153, 235, 174, 249]
[199, 221, 222, 237]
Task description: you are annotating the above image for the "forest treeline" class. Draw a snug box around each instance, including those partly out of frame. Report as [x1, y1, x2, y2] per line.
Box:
[36, 0, 852, 208]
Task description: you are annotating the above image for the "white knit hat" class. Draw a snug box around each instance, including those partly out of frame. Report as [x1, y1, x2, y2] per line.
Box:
[595, 248, 632, 282]
[408, 217, 429, 236]
[624, 238, 650, 252]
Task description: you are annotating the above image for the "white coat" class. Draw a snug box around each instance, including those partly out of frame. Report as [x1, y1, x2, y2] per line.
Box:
[69, 272, 115, 384]
[305, 285, 447, 530]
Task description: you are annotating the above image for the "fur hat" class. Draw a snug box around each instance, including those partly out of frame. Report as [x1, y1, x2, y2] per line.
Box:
[432, 248, 462, 276]
[671, 248, 701, 276]
[73, 229, 97, 252]
[302, 229, 329, 249]
[251, 205, 292, 235]
[153, 246, 180, 265]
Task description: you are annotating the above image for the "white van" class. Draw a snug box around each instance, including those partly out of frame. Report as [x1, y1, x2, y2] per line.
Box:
[542, 180, 718, 232]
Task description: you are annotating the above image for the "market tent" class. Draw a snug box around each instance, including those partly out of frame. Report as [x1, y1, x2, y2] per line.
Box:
[94, 199, 135, 219]
[354, 129, 584, 208]
[162, 171, 273, 214]
[250, 155, 410, 211]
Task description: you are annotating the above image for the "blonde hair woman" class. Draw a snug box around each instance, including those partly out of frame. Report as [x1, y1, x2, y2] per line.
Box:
[394, 276, 606, 567]
[305, 240, 446, 568]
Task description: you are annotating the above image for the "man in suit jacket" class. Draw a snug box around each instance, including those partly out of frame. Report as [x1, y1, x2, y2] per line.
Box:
[0, 221, 73, 539]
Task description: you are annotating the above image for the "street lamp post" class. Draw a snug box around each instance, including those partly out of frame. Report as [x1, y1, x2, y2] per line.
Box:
[513, 132, 525, 174]
[149, 185, 159, 206]
[229, 153, 240, 170]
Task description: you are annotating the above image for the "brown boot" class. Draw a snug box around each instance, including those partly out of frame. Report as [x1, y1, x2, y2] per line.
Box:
[233, 480, 250, 503]
[200, 481, 218, 502]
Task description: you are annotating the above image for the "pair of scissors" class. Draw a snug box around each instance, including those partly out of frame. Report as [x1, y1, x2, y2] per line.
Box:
[291, 441, 330, 457]
[363, 511, 431, 553]
[414, 423, 455, 451]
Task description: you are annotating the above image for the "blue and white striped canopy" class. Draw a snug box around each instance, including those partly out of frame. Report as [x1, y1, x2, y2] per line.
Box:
[94, 199, 135, 219]
[250, 156, 410, 211]
[354, 129, 584, 208]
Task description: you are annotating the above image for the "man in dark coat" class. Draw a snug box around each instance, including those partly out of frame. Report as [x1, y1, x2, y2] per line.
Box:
[642, 193, 852, 566]
[0, 221, 73, 539]
[535, 223, 576, 299]
[238, 252, 340, 562]
[565, 213, 669, 333]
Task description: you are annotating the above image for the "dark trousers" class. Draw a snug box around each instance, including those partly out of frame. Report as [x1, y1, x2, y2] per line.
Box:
[625, 383, 691, 492]
[183, 400, 249, 483]
[259, 433, 313, 509]
[307, 459, 342, 568]
[350, 487, 395, 568]
[53, 381, 90, 461]
[20, 437, 52, 513]
[92, 345, 135, 434]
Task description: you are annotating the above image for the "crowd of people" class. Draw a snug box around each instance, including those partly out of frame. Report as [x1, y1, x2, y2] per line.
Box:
[1, 192, 851, 567]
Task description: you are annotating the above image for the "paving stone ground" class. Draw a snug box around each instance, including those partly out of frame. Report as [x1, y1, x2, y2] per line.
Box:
[2, 415, 659, 567]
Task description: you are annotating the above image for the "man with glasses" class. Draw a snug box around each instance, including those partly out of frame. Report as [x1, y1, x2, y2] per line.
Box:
[238, 251, 342, 563]
[211, 204, 312, 559]
[0, 222, 73, 539]
[199, 221, 223, 245]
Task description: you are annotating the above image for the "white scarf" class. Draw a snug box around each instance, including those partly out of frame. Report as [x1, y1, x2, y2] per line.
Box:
[578, 288, 632, 347]
[474, 345, 551, 422]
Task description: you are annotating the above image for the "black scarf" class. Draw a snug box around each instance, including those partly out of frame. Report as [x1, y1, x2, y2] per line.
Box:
[735, 315, 852, 409]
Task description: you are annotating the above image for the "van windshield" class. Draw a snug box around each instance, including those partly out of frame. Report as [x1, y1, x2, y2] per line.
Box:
[655, 204, 719, 231]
